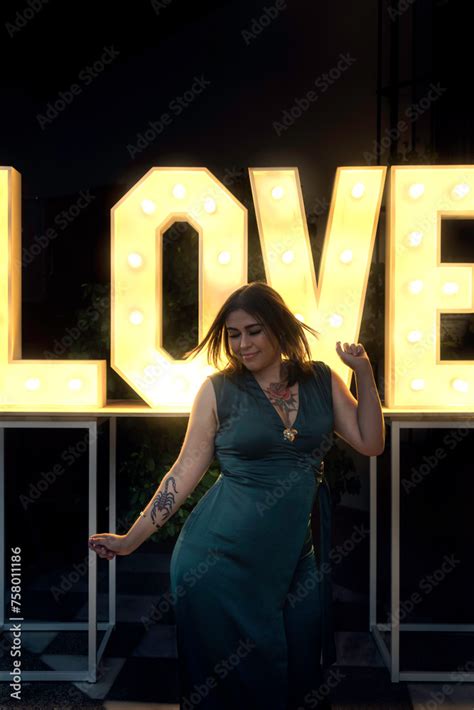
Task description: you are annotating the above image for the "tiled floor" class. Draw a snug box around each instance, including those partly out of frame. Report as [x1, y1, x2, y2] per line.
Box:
[1, 549, 473, 708]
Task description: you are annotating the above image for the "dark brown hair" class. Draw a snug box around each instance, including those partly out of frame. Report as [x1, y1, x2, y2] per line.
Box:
[183, 281, 320, 386]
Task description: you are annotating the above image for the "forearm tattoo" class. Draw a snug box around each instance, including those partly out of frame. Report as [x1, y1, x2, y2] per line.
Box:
[150, 475, 179, 526]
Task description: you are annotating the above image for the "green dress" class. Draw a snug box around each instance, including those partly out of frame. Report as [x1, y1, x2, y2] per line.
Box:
[170, 360, 337, 709]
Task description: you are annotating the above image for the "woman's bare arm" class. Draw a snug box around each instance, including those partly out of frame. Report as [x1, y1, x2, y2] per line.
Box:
[123, 378, 218, 554]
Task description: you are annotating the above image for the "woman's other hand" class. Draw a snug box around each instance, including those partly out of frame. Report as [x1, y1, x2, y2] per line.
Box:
[88, 533, 130, 560]
[335, 341, 371, 372]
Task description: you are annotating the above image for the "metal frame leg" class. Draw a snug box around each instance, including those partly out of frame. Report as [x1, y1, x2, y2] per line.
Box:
[370, 419, 474, 682]
[0, 417, 116, 682]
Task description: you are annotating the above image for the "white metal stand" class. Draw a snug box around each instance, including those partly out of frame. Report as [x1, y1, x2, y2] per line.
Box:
[369, 417, 474, 682]
[0, 416, 117, 682]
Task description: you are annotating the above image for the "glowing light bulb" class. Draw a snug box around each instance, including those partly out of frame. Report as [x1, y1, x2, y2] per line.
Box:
[217, 251, 231, 264]
[410, 378, 425, 391]
[25, 378, 40, 391]
[351, 182, 365, 199]
[442, 282, 459, 295]
[407, 330, 422, 343]
[128, 252, 143, 269]
[141, 199, 156, 214]
[339, 249, 353, 264]
[129, 309, 144, 325]
[451, 183, 470, 200]
[408, 279, 424, 294]
[172, 184, 186, 199]
[408, 183, 425, 199]
[281, 250, 294, 264]
[271, 186, 285, 200]
[203, 197, 217, 213]
[68, 378, 82, 391]
[452, 378, 469, 393]
[407, 230, 423, 247]
[294, 313, 305, 322]
[328, 314, 343, 328]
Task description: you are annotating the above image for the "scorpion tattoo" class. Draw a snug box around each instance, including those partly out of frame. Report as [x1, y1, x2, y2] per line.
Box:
[150, 476, 178, 526]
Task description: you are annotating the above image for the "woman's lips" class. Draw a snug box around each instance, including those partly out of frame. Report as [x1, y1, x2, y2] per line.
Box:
[242, 352, 258, 359]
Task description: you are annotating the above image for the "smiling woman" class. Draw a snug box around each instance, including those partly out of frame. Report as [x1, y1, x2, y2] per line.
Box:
[161, 282, 337, 709]
[89, 280, 384, 710]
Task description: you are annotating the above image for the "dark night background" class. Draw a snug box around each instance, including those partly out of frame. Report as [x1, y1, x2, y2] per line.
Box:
[1, 0, 474, 706]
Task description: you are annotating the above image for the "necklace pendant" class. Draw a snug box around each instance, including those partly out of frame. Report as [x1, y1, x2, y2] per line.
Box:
[283, 426, 298, 442]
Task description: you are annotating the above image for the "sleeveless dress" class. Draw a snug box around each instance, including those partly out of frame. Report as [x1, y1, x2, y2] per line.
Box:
[169, 360, 337, 710]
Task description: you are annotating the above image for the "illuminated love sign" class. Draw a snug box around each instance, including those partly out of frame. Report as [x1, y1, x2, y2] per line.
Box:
[1, 164, 473, 412]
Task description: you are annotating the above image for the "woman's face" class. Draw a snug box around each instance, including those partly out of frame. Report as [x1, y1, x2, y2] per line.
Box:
[225, 309, 281, 370]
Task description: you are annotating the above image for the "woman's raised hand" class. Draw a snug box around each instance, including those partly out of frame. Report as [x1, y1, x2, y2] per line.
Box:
[88, 533, 130, 560]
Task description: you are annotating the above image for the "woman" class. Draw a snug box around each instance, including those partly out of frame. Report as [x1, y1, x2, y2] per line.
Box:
[89, 281, 385, 709]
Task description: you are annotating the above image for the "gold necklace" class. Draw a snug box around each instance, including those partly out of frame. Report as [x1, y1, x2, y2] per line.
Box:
[282, 414, 298, 442]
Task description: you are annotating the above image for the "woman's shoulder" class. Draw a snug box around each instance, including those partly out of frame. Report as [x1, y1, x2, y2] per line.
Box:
[207, 367, 233, 381]
[310, 359, 331, 371]
[311, 359, 331, 372]
[307, 360, 333, 386]
[206, 368, 240, 390]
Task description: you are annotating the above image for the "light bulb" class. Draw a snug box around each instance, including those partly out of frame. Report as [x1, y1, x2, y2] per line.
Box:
[218, 251, 231, 264]
[442, 282, 459, 295]
[452, 378, 469, 393]
[407, 231, 423, 247]
[410, 378, 425, 391]
[408, 279, 424, 294]
[407, 330, 422, 343]
[351, 182, 365, 199]
[203, 197, 217, 214]
[25, 377, 40, 391]
[328, 314, 343, 328]
[128, 252, 143, 269]
[281, 250, 294, 264]
[129, 310, 144, 325]
[271, 186, 284, 200]
[68, 378, 82, 391]
[451, 183, 470, 200]
[141, 199, 156, 214]
[172, 184, 186, 199]
[408, 183, 425, 199]
[339, 249, 353, 264]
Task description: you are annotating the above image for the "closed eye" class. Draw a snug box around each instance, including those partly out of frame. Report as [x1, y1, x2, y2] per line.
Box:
[229, 330, 261, 338]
